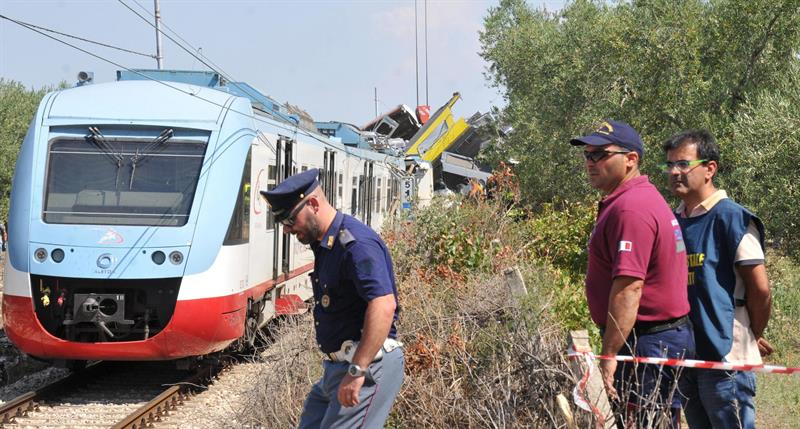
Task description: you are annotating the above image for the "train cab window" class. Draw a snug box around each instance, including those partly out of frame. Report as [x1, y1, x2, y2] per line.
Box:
[224, 150, 251, 245]
[43, 127, 208, 226]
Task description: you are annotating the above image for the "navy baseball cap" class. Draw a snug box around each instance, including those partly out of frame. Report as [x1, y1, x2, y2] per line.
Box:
[261, 168, 320, 222]
[570, 120, 644, 157]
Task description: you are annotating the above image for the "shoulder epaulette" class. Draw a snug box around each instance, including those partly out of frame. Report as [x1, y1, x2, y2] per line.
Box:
[338, 228, 356, 246]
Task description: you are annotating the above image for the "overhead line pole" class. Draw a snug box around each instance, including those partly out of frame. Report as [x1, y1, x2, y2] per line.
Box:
[414, 0, 419, 107]
[154, 0, 164, 69]
[424, 0, 429, 106]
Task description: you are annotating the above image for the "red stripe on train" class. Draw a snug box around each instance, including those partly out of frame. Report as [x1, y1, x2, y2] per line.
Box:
[2, 262, 315, 361]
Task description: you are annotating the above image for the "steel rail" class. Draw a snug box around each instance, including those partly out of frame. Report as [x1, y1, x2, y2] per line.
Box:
[113, 358, 227, 429]
[0, 362, 105, 424]
[112, 384, 185, 429]
[0, 358, 226, 428]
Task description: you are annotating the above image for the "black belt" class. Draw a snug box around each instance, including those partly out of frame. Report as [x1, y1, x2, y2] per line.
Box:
[633, 315, 689, 335]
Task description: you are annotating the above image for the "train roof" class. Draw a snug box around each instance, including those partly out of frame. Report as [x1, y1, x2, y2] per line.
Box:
[45, 80, 240, 129]
[117, 69, 300, 126]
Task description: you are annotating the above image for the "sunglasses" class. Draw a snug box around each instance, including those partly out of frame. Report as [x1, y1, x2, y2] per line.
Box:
[280, 199, 309, 227]
[658, 159, 708, 173]
[582, 150, 631, 163]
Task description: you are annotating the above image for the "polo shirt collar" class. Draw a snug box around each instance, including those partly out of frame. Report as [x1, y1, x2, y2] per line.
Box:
[601, 175, 650, 207]
[319, 211, 344, 250]
[676, 189, 728, 218]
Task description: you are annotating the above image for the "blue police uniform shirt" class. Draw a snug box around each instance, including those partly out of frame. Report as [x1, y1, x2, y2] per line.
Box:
[311, 211, 399, 353]
[677, 198, 764, 361]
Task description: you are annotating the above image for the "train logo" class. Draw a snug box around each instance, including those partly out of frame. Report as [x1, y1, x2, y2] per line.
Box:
[97, 228, 125, 245]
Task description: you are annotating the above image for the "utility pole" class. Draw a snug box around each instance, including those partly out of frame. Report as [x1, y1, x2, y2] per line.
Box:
[424, 0, 429, 106]
[374, 87, 378, 117]
[414, 0, 419, 107]
[154, 0, 164, 69]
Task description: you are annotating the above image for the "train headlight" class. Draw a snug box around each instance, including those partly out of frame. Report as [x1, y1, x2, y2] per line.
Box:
[169, 251, 183, 265]
[151, 251, 166, 265]
[34, 248, 48, 262]
[51, 248, 65, 263]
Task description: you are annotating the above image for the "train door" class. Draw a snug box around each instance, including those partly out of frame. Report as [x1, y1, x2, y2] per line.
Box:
[359, 163, 367, 221]
[280, 136, 294, 276]
[322, 150, 336, 206]
[366, 161, 374, 227]
[351, 160, 360, 217]
[249, 139, 271, 290]
[267, 138, 283, 280]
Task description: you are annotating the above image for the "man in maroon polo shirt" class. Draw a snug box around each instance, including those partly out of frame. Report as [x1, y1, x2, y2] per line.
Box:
[570, 120, 694, 428]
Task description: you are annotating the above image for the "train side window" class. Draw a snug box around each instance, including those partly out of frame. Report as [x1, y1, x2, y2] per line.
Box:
[301, 165, 308, 172]
[319, 167, 326, 195]
[224, 149, 251, 245]
[266, 164, 277, 230]
[359, 174, 366, 219]
[351, 176, 358, 216]
[337, 172, 343, 208]
[377, 178, 382, 214]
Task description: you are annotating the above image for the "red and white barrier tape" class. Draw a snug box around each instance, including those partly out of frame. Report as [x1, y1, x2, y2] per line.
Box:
[571, 352, 608, 428]
[568, 345, 800, 375]
[568, 344, 800, 424]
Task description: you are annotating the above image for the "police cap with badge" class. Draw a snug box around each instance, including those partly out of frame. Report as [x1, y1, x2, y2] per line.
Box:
[260, 168, 320, 223]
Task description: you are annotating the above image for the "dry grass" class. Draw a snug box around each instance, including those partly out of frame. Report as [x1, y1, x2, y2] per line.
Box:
[232, 195, 712, 428]
[231, 316, 321, 428]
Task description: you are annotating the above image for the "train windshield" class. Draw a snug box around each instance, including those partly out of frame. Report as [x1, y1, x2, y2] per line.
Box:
[43, 127, 209, 226]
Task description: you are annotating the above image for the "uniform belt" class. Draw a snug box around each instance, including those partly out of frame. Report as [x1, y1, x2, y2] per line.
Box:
[325, 338, 403, 363]
[633, 315, 689, 335]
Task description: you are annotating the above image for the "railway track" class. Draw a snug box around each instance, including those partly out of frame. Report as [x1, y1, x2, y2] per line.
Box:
[0, 358, 226, 429]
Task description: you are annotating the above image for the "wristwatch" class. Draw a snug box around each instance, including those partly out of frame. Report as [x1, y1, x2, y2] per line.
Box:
[347, 364, 367, 377]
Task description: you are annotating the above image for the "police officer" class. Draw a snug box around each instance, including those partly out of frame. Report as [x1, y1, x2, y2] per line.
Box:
[261, 168, 404, 429]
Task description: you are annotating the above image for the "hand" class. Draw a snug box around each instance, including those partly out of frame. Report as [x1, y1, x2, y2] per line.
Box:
[337, 373, 365, 407]
[599, 357, 618, 401]
[757, 337, 775, 357]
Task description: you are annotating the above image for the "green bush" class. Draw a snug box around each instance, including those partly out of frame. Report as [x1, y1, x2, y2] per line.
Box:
[525, 200, 595, 280]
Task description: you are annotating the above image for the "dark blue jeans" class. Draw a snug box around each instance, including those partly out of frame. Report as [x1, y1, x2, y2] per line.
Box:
[612, 323, 695, 428]
[680, 367, 756, 429]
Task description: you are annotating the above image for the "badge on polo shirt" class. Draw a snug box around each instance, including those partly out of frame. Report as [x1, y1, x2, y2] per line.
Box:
[618, 240, 633, 252]
[321, 294, 330, 308]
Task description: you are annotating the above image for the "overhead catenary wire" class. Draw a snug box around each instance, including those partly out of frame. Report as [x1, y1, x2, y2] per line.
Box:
[3, 12, 400, 173]
[0, 14, 156, 58]
[128, 0, 237, 81]
[116, 0, 268, 106]
[116, 0, 402, 174]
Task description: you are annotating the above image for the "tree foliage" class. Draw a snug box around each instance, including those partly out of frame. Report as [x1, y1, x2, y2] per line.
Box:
[480, 0, 800, 203]
[726, 64, 800, 259]
[0, 79, 48, 217]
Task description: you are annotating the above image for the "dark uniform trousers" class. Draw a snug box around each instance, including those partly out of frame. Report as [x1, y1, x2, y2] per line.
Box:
[298, 348, 404, 429]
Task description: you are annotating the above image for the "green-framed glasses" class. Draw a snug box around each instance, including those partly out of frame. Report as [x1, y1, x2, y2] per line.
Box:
[659, 159, 708, 173]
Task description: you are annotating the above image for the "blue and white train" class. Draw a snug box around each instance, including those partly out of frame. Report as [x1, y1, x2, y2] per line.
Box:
[3, 70, 413, 363]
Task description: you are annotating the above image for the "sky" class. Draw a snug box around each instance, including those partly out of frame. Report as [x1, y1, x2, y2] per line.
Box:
[0, 0, 564, 125]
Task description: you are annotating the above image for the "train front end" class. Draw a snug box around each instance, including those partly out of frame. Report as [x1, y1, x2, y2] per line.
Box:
[3, 80, 254, 361]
